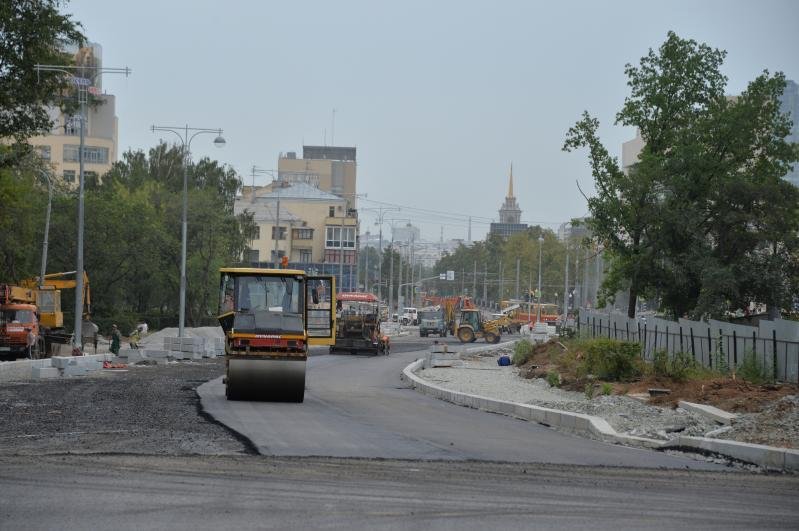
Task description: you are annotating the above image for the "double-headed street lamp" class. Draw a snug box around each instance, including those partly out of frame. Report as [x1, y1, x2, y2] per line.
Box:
[537, 234, 544, 323]
[34, 63, 131, 350]
[151, 125, 226, 338]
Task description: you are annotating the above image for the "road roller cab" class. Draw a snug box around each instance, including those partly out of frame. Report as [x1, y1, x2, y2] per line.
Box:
[217, 268, 335, 402]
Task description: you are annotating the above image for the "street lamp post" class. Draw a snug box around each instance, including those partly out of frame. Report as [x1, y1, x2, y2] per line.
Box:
[537, 234, 544, 323]
[34, 63, 131, 350]
[39, 169, 53, 288]
[151, 125, 225, 338]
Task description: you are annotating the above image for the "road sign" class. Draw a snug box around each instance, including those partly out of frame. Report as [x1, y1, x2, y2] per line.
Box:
[439, 273, 446, 280]
[446, 270, 455, 281]
[72, 77, 91, 86]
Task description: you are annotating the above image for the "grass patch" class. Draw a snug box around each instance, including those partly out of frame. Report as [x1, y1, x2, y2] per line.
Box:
[512, 339, 534, 366]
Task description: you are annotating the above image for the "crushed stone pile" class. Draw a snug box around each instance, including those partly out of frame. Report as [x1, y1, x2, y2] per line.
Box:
[715, 395, 799, 449]
[419, 355, 718, 441]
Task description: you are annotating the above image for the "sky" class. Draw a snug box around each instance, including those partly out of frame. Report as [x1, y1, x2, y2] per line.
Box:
[67, 0, 799, 243]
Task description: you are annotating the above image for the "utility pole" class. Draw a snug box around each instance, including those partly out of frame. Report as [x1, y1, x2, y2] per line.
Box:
[515, 257, 520, 301]
[472, 260, 476, 300]
[483, 263, 487, 304]
[36, 63, 131, 349]
[564, 246, 570, 318]
[498, 260, 503, 304]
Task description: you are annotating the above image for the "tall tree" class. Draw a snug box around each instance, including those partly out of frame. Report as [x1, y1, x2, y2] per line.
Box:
[0, 0, 85, 164]
[564, 32, 799, 318]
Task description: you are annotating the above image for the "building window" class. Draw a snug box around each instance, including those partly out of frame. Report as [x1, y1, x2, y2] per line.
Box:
[63, 170, 76, 183]
[253, 226, 260, 240]
[271, 226, 287, 240]
[270, 250, 286, 262]
[245, 249, 259, 263]
[325, 226, 355, 249]
[65, 115, 80, 136]
[35, 145, 51, 161]
[292, 228, 313, 240]
[299, 249, 312, 263]
[329, 206, 335, 217]
[63, 145, 109, 164]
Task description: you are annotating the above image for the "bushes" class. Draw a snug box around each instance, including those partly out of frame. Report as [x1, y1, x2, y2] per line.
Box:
[581, 338, 643, 382]
[737, 350, 772, 384]
[651, 350, 700, 382]
[512, 339, 534, 366]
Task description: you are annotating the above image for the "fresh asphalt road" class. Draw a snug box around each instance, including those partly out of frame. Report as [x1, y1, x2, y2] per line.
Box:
[200, 333, 724, 469]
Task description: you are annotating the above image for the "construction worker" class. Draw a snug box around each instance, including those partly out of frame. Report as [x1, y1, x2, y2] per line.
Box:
[129, 328, 141, 349]
[25, 328, 36, 359]
[110, 324, 121, 355]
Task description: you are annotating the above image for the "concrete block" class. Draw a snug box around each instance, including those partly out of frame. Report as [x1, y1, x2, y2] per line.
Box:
[784, 450, 799, 472]
[529, 408, 546, 423]
[63, 365, 88, 377]
[560, 413, 577, 429]
[573, 415, 591, 431]
[117, 348, 134, 359]
[77, 359, 102, 372]
[126, 350, 148, 364]
[544, 410, 562, 426]
[192, 351, 204, 360]
[50, 356, 73, 369]
[497, 401, 514, 415]
[514, 404, 531, 420]
[32, 366, 60, 379]
[679, 400, 737, 425]
[144, 349, 168, 359]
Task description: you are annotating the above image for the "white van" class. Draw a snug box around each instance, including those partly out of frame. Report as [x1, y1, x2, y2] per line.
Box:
[401, 307, 418, 325]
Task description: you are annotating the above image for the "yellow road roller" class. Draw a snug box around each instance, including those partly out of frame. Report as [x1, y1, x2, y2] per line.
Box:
[217, 267, 336, 402]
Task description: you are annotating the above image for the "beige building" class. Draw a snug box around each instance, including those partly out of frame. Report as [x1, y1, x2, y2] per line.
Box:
[28, 95, 118, 185]
[235, 182, 359, 290]
[27, 42, 119, 185]
[277, 146, 357, 209]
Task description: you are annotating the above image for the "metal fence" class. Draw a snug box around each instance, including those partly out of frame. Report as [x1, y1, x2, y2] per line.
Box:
[578, 309, 799, 384]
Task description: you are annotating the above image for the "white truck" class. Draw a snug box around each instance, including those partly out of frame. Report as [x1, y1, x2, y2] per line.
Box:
[400, 307, 418, 326]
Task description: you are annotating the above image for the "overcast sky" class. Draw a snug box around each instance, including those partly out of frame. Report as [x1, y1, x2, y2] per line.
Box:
[68, 0, 798, 242]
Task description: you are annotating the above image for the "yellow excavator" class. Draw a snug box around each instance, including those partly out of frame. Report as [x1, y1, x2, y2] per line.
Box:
[217, 267, 336, 402]
[456, 308, 512, 344]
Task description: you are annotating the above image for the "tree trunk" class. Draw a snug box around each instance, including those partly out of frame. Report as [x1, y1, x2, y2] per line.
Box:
[627, 285, 638, 319]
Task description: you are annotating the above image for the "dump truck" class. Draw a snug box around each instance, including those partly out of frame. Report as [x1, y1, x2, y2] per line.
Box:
[0, 284, 44, 359]
[419, 306, 447, 337]
[455, 308, 512, 344]
[330, 292, 389, 355]
[217, 267, 336, 402]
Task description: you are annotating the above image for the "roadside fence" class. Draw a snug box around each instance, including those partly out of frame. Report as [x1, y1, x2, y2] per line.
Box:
[578, 309, 799, 384]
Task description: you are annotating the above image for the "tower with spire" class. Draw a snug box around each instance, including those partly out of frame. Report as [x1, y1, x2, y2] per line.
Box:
[490, 163, 528, 238]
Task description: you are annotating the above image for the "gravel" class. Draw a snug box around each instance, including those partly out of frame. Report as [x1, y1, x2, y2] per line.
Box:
[0, 358, 251, 456]
[418, 348, 719, 441]
[715, 395, 799, 449]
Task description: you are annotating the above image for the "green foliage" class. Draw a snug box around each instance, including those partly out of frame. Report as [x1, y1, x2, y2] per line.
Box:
[737, 350, 772, 385]
[512, 339, 534, 366]
[601, 382, 613, 396]
[652, 350, 697, 382]
[563, 31, 799, 319]
[582, 338, 643, 382]
[2, 143, 251, 335]
[546, 371, 560, 388]
[584, 382, 596, 400]
[0, 0, 85, 152]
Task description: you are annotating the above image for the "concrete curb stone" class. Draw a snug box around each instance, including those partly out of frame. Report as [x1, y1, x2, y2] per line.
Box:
[402, 358, 798, 471]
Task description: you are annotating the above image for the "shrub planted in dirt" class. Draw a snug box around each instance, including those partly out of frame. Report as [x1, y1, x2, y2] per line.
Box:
[737, 350, 772, 384]
[512, 339, 534, 366]
[601, 382, 613, 396]
[651, 350, 697, 382]
[583, 338, 643, 382]
[584, 382, 596, 399]
[546, 371, 560, 388]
